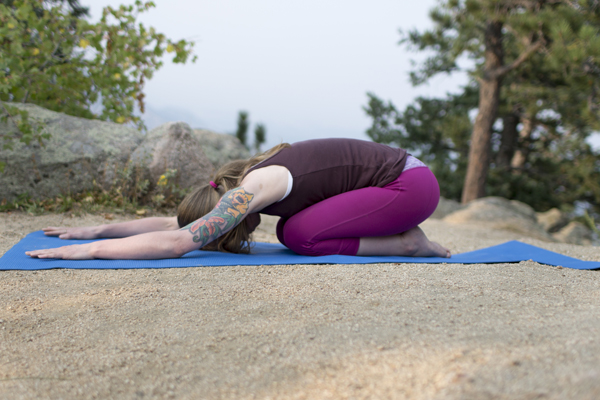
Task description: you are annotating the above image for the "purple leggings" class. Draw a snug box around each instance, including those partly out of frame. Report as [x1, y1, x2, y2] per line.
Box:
[276, 167, 440, 256]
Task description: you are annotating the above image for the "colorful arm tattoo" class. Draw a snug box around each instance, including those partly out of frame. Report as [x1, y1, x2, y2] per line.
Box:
[180, 187, 254, 247]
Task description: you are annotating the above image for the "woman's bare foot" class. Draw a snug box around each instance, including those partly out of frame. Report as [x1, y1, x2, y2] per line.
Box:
[357, 226, 451, 258]
[398, 226, 451, 258]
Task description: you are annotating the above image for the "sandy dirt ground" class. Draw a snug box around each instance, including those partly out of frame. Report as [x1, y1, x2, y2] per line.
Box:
[1, 211, 599, 400]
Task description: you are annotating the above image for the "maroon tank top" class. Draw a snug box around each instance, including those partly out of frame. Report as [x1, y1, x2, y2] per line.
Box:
[247, 138, 408, 218]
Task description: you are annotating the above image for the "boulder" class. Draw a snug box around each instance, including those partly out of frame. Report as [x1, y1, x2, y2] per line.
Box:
[429, 197, 464, 219]
[552, 221, 594, 246]
[443, 196, 555, 241]
[193, 129, 250, 168]
[129, 122, 214, 191]
[536, 208, 569, 233]
[0, 103, 143, 202]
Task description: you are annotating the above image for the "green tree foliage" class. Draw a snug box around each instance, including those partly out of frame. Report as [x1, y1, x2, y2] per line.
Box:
[365, 87, 476, 201]
[235, 110, 249, 146]
[1, 0, 89, 16]
[0, 0, 196, 170]
[234, 111, 268, 152]
[254, 123, 266, 152]
[366, 0, 600, 213]
[367, 87, 600, 212]
[398, 0, 600, 203]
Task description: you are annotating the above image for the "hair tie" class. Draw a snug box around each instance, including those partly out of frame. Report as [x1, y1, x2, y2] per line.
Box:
[209, 181, 218, 189]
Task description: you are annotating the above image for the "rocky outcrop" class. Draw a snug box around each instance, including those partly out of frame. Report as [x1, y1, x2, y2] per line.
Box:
[193, 129, 250, 168]
[130, 122, 214, 191]
[430, 197, 464, 219]
[552, 221, 594, 246]
[0, 104, 232, 202]
[536, 208, 569, 233]
[442, 197, 598, 245]
[0, 103, 143, 202]
[443, 196, 555, 241]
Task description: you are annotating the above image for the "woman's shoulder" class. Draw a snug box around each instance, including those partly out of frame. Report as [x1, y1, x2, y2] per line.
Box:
[241, 166, 291, 212]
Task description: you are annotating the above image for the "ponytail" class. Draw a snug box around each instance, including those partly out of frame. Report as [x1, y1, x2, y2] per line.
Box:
[177, 143, 291, 253]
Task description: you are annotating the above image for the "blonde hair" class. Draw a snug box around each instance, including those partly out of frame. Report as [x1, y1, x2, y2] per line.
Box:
[177, 143, 291, 253]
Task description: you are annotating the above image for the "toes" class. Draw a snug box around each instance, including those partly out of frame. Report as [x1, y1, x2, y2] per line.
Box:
[429, 242, 450, 258]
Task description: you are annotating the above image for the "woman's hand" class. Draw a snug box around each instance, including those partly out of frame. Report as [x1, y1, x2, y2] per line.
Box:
[26, 243, 95, 260]
[42, 226, 100, 240]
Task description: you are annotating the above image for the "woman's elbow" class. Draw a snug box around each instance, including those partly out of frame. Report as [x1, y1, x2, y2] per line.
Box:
[166, 216, 181, 230]
[171, 237, 197, 258]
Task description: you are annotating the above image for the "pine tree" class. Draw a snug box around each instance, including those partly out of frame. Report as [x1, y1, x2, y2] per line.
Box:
[254, 123, 266, 153]
[402, 0, 600, 203]
[364, 1, 600, 213]
[235, 111, 249, 147]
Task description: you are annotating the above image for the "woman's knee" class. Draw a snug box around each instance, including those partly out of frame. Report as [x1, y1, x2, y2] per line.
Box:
[281, 223, 321, 256]
[276, 217, 288, 247]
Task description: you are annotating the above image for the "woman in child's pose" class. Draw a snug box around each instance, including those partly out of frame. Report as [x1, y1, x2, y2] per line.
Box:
[26, 138, 450, 260]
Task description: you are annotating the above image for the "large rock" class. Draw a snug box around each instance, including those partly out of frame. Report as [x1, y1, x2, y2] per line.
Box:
[552, 221, 594, 246]
[429, 197, 464, 219]
[0, 103, 143, 202]
[443, 196, 555, 241]
[129, 122, 214, 191]
[536, 208, 569, 233]
[193, 129, 250, 168]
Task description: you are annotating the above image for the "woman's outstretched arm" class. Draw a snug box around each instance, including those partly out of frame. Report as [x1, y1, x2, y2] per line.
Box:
[26, 166, 289, 260]
[42, 216, 180, 239]
[26, 188, 258, 260]
[178, 187, 255, 248]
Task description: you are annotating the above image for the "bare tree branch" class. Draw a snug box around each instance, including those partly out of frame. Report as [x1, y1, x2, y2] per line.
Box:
[489, 40, 544, 79]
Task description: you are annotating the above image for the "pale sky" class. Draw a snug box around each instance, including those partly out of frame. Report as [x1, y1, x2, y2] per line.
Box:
[81, 0, 600, 150]
[82, 0, 468, 148]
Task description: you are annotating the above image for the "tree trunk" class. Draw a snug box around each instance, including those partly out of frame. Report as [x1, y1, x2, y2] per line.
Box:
[461, 21, 504, 204]
[496, 112, 520, 169]
[510, 116, 534, 170]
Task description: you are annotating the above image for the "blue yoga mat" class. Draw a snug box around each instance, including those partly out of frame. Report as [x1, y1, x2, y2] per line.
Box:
[1, 230, 599, 270]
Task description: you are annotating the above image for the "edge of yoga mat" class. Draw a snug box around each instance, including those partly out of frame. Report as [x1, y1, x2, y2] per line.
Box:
[1, 230, 599, 270]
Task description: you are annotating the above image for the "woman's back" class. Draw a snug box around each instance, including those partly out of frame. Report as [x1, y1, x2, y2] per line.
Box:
[247, 138, 408, 217]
